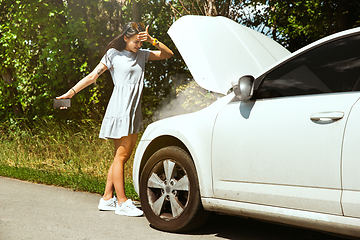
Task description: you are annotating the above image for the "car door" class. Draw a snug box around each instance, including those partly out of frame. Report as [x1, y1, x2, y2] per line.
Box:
[212, 33, 360, 215]
[342, 98, 360, 218]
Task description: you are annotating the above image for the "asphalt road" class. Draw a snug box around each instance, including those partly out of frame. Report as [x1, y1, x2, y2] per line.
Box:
[0, 176, 347, 240]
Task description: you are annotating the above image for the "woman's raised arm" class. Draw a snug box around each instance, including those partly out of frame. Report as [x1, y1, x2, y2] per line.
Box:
[138, 25, 174, 61]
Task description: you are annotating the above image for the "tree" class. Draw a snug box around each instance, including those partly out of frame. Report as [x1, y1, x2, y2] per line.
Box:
[167, 0, 243, 18]
[167, 0, 360, 51]
[0, 0, 72, 121]
[247, 0, 360, 51]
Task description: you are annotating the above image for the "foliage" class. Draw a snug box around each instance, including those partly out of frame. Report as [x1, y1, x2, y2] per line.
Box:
[246, 0, 360, 51]
[0, 0, 189, 125]
[1, 0, 117, 122]
[166, 0, 360, 52]
[0, 118, 139, 199]
[167, 0, 244, 19]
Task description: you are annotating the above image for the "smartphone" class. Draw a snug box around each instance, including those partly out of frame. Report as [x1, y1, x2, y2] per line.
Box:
[53, 98, 71, 108]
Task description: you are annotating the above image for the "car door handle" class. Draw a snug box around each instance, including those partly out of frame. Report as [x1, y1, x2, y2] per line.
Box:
[310, 111, 344, 123]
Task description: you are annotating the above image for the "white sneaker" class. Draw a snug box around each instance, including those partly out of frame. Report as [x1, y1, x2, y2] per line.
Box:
[98, 196, 117, 211]
[115, 199, 143, 217]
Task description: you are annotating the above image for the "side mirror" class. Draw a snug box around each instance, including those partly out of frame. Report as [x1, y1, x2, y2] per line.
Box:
[233, 75, 255, 101]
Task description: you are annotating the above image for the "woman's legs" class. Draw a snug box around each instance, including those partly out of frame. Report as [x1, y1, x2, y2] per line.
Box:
[102, 163, 115, 200]
[102, 133, 138, 202]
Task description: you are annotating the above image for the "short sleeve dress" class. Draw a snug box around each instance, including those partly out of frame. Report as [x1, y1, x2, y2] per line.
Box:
[99, 48, 150, 139]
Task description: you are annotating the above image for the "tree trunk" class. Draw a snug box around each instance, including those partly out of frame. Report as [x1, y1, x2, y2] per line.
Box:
[117, 2, 125, 32]
[1, 69, 24, 116]
[204, 0, 217, 16]
[132, 0, 141, 22]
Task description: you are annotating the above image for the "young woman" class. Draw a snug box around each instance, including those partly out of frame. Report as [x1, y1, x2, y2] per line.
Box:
[57, 22, 173, 216]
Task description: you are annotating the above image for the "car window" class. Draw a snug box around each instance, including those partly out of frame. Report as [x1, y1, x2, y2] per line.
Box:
[255, 34, 360, 99]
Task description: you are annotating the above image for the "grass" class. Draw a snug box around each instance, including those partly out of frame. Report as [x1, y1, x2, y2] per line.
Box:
[0, 118, 139, 200]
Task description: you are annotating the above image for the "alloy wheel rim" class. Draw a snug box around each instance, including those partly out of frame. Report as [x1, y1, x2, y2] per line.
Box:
[147, 159, 190, 219]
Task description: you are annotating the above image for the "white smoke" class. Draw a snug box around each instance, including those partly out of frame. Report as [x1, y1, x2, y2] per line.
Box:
[152, 78, 218, 122]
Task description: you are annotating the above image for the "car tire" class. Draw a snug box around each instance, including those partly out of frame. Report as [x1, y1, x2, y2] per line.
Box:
[140, 146, 210, 232]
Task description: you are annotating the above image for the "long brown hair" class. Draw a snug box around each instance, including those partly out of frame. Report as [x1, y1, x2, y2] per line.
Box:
[104, 22, 145, 53]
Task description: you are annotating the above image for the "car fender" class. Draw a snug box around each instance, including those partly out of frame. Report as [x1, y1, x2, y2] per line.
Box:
[133, 93, 234, 198]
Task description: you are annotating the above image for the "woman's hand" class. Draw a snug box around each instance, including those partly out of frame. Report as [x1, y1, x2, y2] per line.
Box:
[138, 25, 153, 43]
[57, 90, 74, 100]
[56, 90, 75, 109]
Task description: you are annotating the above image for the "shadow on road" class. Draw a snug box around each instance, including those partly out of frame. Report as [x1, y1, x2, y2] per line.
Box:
[186, 213, 348, 240]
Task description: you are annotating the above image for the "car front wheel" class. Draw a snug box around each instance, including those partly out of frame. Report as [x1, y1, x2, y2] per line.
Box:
[140, 146, 210, 232]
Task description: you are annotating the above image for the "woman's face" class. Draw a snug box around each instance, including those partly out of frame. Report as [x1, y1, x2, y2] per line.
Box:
[124, 34, 143, 52]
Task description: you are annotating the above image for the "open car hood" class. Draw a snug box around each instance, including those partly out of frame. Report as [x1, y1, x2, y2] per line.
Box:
[168, 16, 291, 95]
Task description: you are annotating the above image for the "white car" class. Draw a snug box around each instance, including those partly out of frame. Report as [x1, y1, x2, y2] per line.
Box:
[133, 15, 360, 238]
